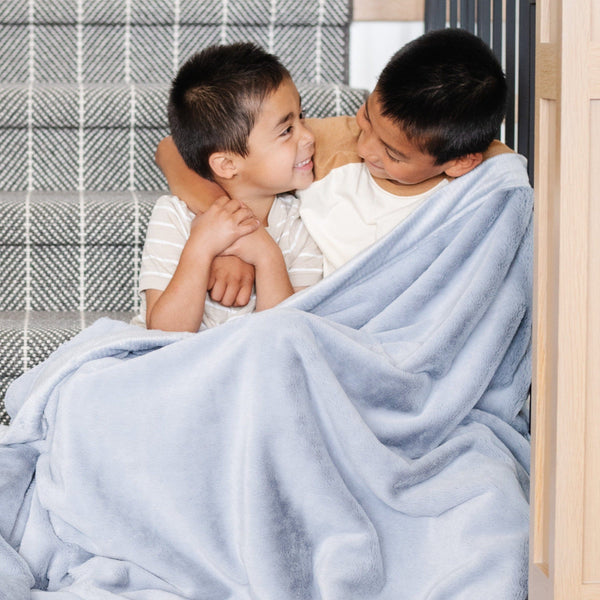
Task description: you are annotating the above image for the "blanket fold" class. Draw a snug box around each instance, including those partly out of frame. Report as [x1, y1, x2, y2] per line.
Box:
[0, 153, 533, 599]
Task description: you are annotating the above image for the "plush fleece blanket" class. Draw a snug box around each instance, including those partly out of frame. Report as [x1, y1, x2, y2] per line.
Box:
[0, 153, 533, 600]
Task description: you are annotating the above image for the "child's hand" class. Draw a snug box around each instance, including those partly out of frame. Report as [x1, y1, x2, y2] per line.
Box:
[221, 227, 279, 267]
[208, 256, 255, 307]
[222, 226, 294, 312]
[189, 196, 259, 258]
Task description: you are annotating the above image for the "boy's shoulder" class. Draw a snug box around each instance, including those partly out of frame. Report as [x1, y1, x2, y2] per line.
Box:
[483, 140, 513, 160]
[305, 116, 362, 181]
[305, 115, 360, 140]
[151, 194, 194, 219]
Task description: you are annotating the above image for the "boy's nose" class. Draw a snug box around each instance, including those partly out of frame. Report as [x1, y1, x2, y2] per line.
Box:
[300, 123, 315, 147]
[357, 131, 378, 163]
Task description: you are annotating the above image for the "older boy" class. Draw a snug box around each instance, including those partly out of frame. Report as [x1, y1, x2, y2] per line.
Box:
[136, 43, 322, 332]
[156, 29, 510, 298]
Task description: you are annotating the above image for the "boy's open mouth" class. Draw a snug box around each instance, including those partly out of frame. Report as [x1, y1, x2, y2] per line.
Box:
[294, 158, 312, 168]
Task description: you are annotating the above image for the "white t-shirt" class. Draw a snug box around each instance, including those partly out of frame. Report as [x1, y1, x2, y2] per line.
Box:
[134, 193, 323, 329]
[296, 116, 450, 277]
[298, 161, 448, 276]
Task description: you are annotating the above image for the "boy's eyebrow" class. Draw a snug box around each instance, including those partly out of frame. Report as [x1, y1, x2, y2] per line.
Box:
[383, 140, 408, 160]
[274, 111, 294, 130]
[365, 95, 408, 159]
[273, 94, 303, 130]
[273, 103, 303, 130]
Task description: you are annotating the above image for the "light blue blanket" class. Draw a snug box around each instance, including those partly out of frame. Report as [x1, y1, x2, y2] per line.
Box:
[0, 153, 533, 599]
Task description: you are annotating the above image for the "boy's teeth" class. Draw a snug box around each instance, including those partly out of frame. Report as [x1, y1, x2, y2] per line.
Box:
[295, 158, 310, 167]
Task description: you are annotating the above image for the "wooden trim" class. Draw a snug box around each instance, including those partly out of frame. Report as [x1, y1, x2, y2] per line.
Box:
[591, 43, 600, 98]
[531, 0, 600, 598]
[353, 0, 425, 21]
[530, 564, 552, 596]
[583, 586, 600, 599]
[583, 100, 600, 585]
[531, 93, 558, 592]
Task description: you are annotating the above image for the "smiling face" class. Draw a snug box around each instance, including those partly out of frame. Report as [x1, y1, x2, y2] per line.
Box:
[355, 90, 453, 186]
[228, 77, 315, 201]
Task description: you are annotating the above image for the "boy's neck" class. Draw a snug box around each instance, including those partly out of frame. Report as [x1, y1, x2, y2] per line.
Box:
[237, 195, 276, 227]
[372, 173, 448, 196]
[220, 180, 276, 226]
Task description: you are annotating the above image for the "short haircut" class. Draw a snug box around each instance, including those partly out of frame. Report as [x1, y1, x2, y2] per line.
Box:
[168, 42, 290, 179]
[376, 28, 508, 164]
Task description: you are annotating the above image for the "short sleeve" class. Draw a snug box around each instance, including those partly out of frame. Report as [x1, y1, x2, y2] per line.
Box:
[268, 195, 323, 289]
[138, 195, 192, 293]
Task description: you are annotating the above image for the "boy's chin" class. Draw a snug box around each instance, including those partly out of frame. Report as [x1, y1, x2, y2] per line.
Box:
[293, 173, 315, 192]
[364, 160, 392, 181]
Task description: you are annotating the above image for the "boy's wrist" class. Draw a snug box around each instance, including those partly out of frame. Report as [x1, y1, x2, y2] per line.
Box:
[246, 230, 281, 266]
[252, 240, 286, 271]
[187, 241, 218, 263]
[182, 235, 220, 267]
[187, 219, 233, 260]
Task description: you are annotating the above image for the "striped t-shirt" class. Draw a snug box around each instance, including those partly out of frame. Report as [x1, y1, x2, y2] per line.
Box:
[133, 193, 323, 330]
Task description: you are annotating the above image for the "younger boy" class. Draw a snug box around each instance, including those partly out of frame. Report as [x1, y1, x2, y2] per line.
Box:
[136, 42, 322, 332]
[155, 29, 510, 293]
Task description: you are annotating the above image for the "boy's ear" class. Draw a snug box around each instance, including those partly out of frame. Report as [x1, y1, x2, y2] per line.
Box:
[209, 152, 239, 180]
[443, 152, 483, 178]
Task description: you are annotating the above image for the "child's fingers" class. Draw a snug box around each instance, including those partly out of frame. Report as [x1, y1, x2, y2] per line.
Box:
[209, 195, 240, 217]
[213, 195, 233, 207]
[233, 206, 258, 225]
[237, 216, 260, 235]
[216, 196, 249, 215]
[208, 278, 226, 303]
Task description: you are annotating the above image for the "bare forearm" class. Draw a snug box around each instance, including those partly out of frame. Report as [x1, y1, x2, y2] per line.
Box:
[146, 196, 261, 331]
[146, 252, 212, 332]
[254, 253, 295, 311]
[223, 229, 294, 311]
[155, 136, 226, 214]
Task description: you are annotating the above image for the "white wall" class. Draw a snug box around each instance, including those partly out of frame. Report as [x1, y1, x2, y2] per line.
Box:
[349, 21, 425, 91]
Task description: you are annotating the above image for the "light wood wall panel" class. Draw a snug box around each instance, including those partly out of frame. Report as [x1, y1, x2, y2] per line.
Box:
[353, 0, 424, 21]
[530, 0, 600, 597]
[583, 100, 600, 585]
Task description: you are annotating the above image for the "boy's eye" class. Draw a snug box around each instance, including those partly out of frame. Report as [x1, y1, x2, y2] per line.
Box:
[280, 126, 293, 136]
[299, 110, 305, 120]
[386, 149, 401, 163]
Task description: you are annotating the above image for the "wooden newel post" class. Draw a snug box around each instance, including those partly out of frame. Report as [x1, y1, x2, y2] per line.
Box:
[530, 0, 600, 598]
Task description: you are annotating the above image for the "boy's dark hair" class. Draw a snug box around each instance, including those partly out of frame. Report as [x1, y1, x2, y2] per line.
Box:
[168, 42, 290, 179]
[376, 28, 508, 164]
